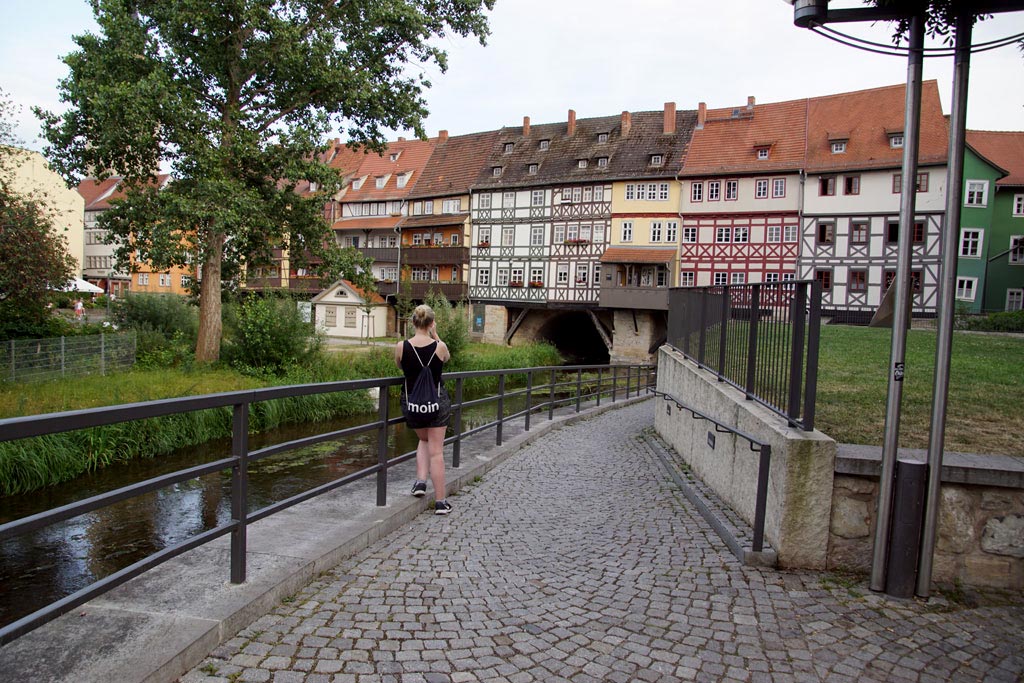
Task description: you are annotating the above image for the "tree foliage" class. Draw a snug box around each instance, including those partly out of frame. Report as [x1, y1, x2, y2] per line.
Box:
[38, 0, 495, 362]
[867, 1, 991, 43]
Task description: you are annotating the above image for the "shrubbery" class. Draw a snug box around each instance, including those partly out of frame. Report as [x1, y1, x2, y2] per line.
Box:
[112, 293, 199, 368]
[960, 309, 1024, 333]
[424, 290, 469, 358]
[222, 294, 322, 376]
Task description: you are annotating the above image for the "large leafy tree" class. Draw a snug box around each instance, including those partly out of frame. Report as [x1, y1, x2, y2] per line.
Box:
[38, 0, 495, 362]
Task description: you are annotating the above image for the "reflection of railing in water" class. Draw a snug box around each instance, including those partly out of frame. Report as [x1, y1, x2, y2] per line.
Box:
[0, 363, 656, 644]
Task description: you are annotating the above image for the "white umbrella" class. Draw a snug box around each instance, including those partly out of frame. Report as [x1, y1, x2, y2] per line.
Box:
[61, 277, 105, 294]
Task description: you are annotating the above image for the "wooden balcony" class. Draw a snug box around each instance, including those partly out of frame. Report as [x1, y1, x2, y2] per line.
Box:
[599, 283, 669, 311]
[358, 247, 399, 262]
[405, 281, 468, 301]
[376, 280, 399, 297]
[401, 245, 470, 266]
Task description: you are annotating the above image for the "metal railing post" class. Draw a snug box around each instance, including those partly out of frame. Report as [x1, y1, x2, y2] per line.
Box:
[230, 402, 250, 584]
[549, 368, 556, 420]
[752, 445, 771, 552]
[802, 280, 822, 431]
[9, 340, 14, 382]
[596, 367, 602, 407]
[698, 294, 708, 366]
[787, 282, 808, 425]
[611, 365, 618, 402]
[376, 385, 389, 505]
[746, 284, 761, 399]
[453, 378, 464, 468]
[496, 374, 505, 445]
[100, 333, 106, 376]
[525, 370, 533, 431]
[718, 287, 730, 379]
[575, 368, 582, 412]
[61, 337, 66, 377]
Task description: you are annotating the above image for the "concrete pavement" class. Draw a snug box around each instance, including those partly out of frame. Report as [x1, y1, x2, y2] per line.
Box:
[180, 402, 1024, 683]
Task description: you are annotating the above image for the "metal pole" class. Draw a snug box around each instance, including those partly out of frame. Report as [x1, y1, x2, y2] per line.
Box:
[230, 402, 250, 584]
[496, 374, 505, 445]
[525, 370, 533, 431]
[453, 378, 464, 467]
[596, 367, 602, 407]
[803, 280, 822, 432]
[611, 365, 618, 402]
[575, 368, 582, 412]
[100, 333, 106, 376]
[745, 284, 761, 399]
[871, 14, 925, 593]
[918, 12, 972, 599]
[375, 384, 389, 505]
[549, 367, 556, 419]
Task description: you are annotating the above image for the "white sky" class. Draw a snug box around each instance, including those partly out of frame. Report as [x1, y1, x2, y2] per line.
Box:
[2, 0, 1022, 152]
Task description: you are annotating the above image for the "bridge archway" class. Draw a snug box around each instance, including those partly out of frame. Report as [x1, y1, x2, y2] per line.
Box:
[535, 311, 609, 365]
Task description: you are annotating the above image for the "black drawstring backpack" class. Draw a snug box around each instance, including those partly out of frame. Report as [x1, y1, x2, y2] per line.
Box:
[405, 343, 441, 419]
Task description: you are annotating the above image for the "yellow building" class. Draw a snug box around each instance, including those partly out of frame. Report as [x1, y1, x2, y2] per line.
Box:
[4, 147, 85, 275]
[605, 177, 682, 293]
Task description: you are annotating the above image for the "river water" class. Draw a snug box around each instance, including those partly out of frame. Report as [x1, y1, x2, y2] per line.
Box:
[0, 390, 535, 630]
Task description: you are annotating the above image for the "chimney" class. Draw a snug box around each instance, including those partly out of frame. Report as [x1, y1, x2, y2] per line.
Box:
[697, 102, 706, 130]
[523, 116, 531, 137]
[398, 136, 406, 142]
[438, 129, 449, 143]
[663, 102, 676, 134]
[747, 96, 756, 111]
[621, 111, 632, 138]
[567, 109, 576, 137]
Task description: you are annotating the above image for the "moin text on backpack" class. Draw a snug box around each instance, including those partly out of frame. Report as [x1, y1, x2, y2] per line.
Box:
[405, 343, 441, 418]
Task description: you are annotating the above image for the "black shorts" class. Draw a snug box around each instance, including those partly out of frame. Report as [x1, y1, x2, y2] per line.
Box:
[400, 384, 451, 430]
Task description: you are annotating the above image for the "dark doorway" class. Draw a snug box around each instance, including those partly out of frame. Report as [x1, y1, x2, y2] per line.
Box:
[537, 311, 610, 365]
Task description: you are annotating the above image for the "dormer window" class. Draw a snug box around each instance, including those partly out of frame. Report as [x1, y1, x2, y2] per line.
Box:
[756, 148, 769, 160]
[578, 159, 588, 169]
[503, 142, 514, 154]
[597, 157, 608, 168]
[308, 182, 318, 192]
[353, 176, 366, 190]
[492, 166, 502, 177]
[539, 139, 550, 151]
[396, 173, 410, 188]
[650, 154, 663, 166]
[597, 132, 609, 143]
[389, 152, 401, 162]
[528, 163, 538, 175]
[890, 134, 904, 149]
[831, 141, 847, 154]
[375, 176, 387, 189]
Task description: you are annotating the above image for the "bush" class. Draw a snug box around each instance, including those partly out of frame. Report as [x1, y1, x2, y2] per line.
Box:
[113, 293, 198, 341]
[962, 309, 1024, 333]
[424, 290, 469, 358]
[223, 295, 321, 375]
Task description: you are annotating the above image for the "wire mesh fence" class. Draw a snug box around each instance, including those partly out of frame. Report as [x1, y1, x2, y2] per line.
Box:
[666, 281, 821, 430]
[1, 332, 137, 384]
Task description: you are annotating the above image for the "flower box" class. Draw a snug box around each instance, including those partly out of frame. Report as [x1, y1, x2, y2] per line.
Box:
[509, 281, 524, 288]
[477, 241, 490, 248]
[529, 281, 544, 288]
[563, 238, 591, 246]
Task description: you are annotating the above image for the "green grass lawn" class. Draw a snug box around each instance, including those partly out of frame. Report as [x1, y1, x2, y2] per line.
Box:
[815, 326, 1024, 456]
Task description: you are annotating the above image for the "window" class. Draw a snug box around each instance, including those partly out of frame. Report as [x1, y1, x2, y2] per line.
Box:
[707, 181, 720, 201]
[682, 226, 697, 243]
[691, 183, 703, 203]
[887, 220, 924, 244]
[353, 176, 365, 190]
[734, 226, 749, 243]
[715, 227, 731, 243]
[557, 264, 569, 284]
[782, 273, 796, 282]
[913, 220, 926, 243]
[819, 177, 836, 196]
[750, 179, 767, 198]
[528, 163, 538, 175]
[1011, 236, 1024, 265]
[504, 191, 516, 207]
[575, 264, 588, 285]
[531, 190, 544, 206]
[396, 173, 409, 188]
[502, 227, 514, 246]
[1007, 289, 1023, 311]
[1014, 195, 1024, 216]
[478, 269, 490, 286]
[530, 226, 544, 246]
[650, 222, 663, 242]
[725, 180, 738, 201]
[511, 268, 524, 285]
[714, 272, 728, 286]
[767, 225, 781, 243]
[492, 166, 502, 177]
[503, 142, 514, 154]
[625, 184, 635, 200]
[650, 154, 663, 166]
[478, 227, 491, 245]
[389, 152, 400, 162]
[731, 272, 746, 285]
[577, 159, 588, 169]
[890, 134, 904, 148]
[851, 221, 869, 244]
[138, 273, 149, 286]
[412, 234, 422, 246]
[815, 269, 832, 290]
[959, 229, 982, 258]
[344, 308, 357, 328]
[757, 148, 769, 160]
[956, 277, 977, 301]
[539, 139, 550, 151]
[324, 306, 337, 327]
[496, 268, 508, 286]
[764, 273, 779, 283]
[621, 221, 633, 242]
[594, 186, 604, 201]
[844, 176, 860, 195]
[597, 157, 608, 167]
[817, 222, 834, 244]
[850, 270, 867, 292]
[479, 194, 491, 209]
[680, 272, 695, 287]
[583, 186, 592, 202]
[159, 274, 171, 287]
[450, 234, 459, 246]
[573, 187, 582, 203]
[442, 199, 461, 213]
[181, 275, 188, 288]
[831, 141, 847, 154]
[665, 221, 678, 242]
[772, 178, 786, 198]
[375, 176, 386, 189]
[892, 172, 929, 194]
[597, 132, 608, 143]
[553, 225, 565, 243]
[965, 180, 989, 207]
[530, 267, 543, 285]
[593, 224, 605, 243]
[659, 183, 669, 201]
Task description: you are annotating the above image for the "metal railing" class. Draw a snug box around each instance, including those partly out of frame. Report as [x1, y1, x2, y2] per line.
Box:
[651, 389, 771, 554]
[666, 281, 821, 431]
[0, 362, 656, 645]
[1, 332, 136, 383]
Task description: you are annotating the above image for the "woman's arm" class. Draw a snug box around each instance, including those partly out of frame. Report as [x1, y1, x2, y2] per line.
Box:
[430, 323, 451, 362]
[394, 340, 404, 368]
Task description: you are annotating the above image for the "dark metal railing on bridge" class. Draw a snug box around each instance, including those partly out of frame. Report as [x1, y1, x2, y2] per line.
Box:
[667, 281, 821, 431]
[0, 363, 656, 645]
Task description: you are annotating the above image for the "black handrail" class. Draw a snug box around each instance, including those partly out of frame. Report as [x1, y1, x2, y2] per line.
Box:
[651, 389, 771, 554]
[0, 362, 657, 645]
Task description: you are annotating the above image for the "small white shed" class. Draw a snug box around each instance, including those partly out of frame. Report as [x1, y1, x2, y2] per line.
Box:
[312, 280, 388, 339]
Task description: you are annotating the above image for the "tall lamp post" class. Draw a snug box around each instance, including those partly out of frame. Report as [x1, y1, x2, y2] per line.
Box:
[783, 0, 1024, 598]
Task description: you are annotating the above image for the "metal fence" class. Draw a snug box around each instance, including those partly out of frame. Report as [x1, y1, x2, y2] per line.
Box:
[0, 362, 656, 644]
[1, 332, 137, 383]
[666, 281, 821, 431]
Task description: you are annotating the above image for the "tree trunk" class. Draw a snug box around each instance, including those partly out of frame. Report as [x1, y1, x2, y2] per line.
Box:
[195, 235, 224, 362]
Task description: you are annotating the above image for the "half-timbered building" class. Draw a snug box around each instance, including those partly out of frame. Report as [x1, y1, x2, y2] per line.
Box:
[796, 82, 949, 320]
[677, 96, 807, 287]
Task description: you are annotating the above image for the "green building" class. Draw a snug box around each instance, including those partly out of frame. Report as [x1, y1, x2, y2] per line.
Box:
[962, 131, 1024, 313]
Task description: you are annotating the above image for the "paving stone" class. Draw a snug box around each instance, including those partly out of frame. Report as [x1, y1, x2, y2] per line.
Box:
[179, 402, 1024, 683]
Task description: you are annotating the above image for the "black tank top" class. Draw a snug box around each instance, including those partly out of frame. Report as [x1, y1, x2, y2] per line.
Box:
[400, 340, 445, 387]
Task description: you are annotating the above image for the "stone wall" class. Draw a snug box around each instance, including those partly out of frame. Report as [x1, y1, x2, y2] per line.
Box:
[610, 310, 663, 363]
[829, 474, 1024, 590]
[480, 305, 509, 345]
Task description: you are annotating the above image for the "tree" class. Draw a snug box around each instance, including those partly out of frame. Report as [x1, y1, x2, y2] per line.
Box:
[0, 89, 77, 340]
[868, 1, 992, 42]
[38, 0, 495, 362]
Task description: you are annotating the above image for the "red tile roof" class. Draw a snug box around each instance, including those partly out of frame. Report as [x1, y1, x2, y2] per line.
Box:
[341, 137, 437, 203]
[966, 130, 1024, 187]
[805, 81, 947, 172]
[399, 212, 470, 229]
[344, 280, 386, 304]
[331, 216, 402, 231]
[76, 177, 121, 209]
[600, 247, 677, 264]
[681, 98, 808, 176]
[408, 130, 501, 199]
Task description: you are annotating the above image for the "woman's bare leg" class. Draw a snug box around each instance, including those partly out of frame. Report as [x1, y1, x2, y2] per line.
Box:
[415, 426, 447, 499]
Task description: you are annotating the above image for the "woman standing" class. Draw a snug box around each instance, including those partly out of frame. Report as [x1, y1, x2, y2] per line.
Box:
[395, 305, 452, 514]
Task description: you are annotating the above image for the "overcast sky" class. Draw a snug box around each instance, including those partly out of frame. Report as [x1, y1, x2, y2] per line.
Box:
[2, 0, 1022, 154]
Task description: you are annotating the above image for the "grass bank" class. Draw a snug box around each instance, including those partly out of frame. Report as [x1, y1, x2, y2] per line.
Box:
[0, 342, 563, 494]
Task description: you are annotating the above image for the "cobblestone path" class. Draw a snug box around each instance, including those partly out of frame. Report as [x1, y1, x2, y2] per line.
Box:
[182, 401, 1024, 683]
